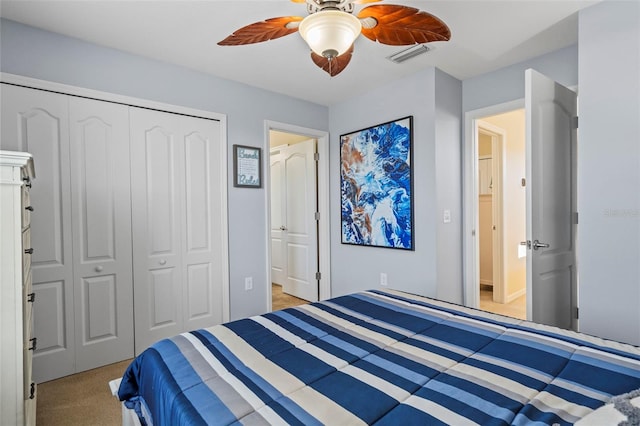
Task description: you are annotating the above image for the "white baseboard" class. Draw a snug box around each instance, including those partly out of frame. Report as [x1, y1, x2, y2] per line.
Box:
[506, 288, 526, 303]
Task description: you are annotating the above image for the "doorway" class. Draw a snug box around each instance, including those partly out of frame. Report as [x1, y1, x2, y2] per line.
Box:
[464, 71, 578, 329]
[265, 121, 330, 311]
[464, 100, 527, 319]
[476, 112, 526, 320]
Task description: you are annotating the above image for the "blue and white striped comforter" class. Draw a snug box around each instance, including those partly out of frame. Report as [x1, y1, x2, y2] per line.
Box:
[118, 289, 640, 425]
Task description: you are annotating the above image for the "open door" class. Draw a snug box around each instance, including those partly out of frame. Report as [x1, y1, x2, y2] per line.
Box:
[270, 139, 319, 302]
[525, 69, 578, 330]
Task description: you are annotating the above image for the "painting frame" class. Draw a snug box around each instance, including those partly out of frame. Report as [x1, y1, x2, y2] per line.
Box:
[233, 144, 262, 188]
[340, 116, 414, 250]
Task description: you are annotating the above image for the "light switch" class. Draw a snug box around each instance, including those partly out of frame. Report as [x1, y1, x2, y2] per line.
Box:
[443, 209, 451, 224]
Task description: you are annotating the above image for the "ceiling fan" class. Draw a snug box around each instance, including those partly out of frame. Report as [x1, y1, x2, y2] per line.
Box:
[218, 0, 451, 76]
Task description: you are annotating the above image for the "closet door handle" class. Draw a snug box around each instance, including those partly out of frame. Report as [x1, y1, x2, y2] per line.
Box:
[159, 260, 167, 266]
[95, 265, 104, 273]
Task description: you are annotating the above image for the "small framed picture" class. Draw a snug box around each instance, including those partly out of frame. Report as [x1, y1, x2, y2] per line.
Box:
[233, 145, 262, 188]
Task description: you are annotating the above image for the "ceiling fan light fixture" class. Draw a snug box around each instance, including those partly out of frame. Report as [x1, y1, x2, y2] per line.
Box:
[298, 10, 361, 59]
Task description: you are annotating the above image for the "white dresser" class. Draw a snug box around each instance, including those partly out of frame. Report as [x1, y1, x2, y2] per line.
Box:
[1, 150, 37, 425]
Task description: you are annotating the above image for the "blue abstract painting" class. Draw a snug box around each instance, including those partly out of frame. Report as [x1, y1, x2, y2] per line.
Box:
[340, 116, 413, 250]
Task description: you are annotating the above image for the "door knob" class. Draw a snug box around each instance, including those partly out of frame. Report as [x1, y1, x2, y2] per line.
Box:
[95, 265, 103, 273]
[532, 240, 550, 250]
[280, 226, 287, 231]
[159, 259, 167, 265]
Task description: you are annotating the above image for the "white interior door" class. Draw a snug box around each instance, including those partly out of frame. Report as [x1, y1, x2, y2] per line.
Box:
[69, 97, 134, 371]
[270, 149, 286, 286]
[131, 108, 225, 354]
[525, 69, 578, 330]
[1, 84, 76, 382]
[179, 115, 225, 332]
[130, 108, 184, 353]
[282, 139, 318, 302]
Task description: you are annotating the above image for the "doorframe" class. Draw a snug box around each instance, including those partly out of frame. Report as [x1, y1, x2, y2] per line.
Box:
[264, 120, 331, 310]
[463, 99, 523, 310]
[477, 120, 506, 304]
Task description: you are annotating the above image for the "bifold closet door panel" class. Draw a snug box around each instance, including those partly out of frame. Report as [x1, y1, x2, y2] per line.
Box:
[130, 107, 185, 354]
[0, 84, 76, 382]
[130, 108, 225, 354]
[69, 97, 134, 372]
[180, 115, 225, 332]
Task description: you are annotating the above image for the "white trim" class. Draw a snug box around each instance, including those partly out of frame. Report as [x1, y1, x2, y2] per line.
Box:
[463, 99, 523, 310]
[506, 287, 526, 303]
[0, 72, 231, 323]
[264, 121, 331, 311]
[1, 72, 224, 121]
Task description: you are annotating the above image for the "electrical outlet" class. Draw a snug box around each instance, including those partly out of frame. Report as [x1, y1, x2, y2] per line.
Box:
[244, 276, 253, 291]
[380, 272, 388, 286]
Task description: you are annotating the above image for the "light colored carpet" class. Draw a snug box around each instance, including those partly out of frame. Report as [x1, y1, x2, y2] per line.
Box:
[36, 285, 308, 426]
[36, 359, 131, 426]
[36, 287, 306, 425]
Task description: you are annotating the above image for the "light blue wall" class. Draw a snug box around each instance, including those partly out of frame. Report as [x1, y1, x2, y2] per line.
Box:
[577, 0, 640, 346]
[462, 44, 578, 113]
[435, 69, 463, 303]
[328, 67, 463, 301]
[0, 18, 329, 320]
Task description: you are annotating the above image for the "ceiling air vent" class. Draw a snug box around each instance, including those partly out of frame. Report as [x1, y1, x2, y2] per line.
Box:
[386, 44, 432, 64]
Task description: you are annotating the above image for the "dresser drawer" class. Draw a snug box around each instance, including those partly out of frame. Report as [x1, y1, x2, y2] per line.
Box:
[23, 336, 36, 400]
[25, 384, 37, 426]
[22, 228, 32, 277]
[22, 184, 32, 229]
[23, 274, 34, 343]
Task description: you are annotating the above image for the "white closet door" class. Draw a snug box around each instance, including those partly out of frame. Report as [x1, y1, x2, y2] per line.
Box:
[180, 116, 224, 332]
[131, 108, 225, 353]
[0, 84, 76, 382]
[69, 97, 134, 371]
[130, 108, 184, 353]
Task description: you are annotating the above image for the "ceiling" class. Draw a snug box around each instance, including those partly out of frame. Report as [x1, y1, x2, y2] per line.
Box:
[0, 0, 599, 106]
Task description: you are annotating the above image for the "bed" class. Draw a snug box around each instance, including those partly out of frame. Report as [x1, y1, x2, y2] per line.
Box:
[114, 289, 640, 425]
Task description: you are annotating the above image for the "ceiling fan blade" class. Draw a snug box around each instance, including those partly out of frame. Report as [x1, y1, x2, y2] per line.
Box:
[218, 17, 303, 46]
[311, 45, 354, 77]
[358, 5, 451, 46]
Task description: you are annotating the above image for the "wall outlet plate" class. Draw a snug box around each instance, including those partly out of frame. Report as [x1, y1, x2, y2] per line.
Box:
[380, 272, 388, 286]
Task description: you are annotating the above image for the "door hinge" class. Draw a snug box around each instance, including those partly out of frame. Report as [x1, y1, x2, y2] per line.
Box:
[315, 271, 321, 280]
[573, 116, 579, 129]
[575, 307, 579, 319]
[315, 211, 320, 221]
[314, 152, 320, 161]
[574, 212, 579, 224]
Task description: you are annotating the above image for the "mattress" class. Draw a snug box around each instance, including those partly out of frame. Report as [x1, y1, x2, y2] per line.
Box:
[118, 289, 640, 425]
